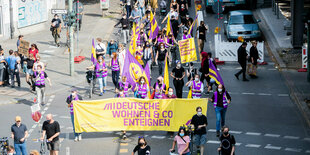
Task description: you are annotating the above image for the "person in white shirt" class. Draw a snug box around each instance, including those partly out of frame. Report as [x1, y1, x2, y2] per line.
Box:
[95, 38, 106, 59]
[161, 7, 179, 24]
[118, 44, 126, 75]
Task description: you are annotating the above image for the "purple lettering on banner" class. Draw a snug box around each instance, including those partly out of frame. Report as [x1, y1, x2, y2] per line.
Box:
[162, 111, 167, 118]
[153, 111, 159, 118]
[140, 119, 145, 126]
[112, 111, 121, 118]
[135, 118, 139, 125]
[129, 118, 135, 125]
[149, 102, 154, 110]
[153, 119, 158, 126]
[104, 103, 109, 110]
[117, 102, 122, 109]
[143, 102, 148, 110]
[138, 102, 143, 110]
[121, 110, 126, 117]
[124, 119, 129, 126]
[168, 111, 173, 118]
[128, 102, 133, 109]
[159, 119, 164, 126]
[123, 102, 128, 109]
[155, 102, 159, 110]
[165, 119, 170, 126]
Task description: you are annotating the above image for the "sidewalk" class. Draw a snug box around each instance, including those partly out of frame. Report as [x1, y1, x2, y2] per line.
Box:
[0, 1, 121, 105]
[255, 8, 310, 127]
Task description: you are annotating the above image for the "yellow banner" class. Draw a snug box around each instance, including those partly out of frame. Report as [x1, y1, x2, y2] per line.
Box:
[178, 38, 197, 63]
[73, 98, 208, 132]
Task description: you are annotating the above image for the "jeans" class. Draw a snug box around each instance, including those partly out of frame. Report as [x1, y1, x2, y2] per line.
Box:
[158, 60, 164, 76]
[173, 79, 184, 98]
[71, 113, 81, 137]
[112, 70, 120, 88]
[98, 77, 107, 89]
[122, 29, 130, 43]
[215, 106, 227, 131]
[14, 143, 27, 155]
[9, 69, 20, 86]
[36, 86, 45, 104]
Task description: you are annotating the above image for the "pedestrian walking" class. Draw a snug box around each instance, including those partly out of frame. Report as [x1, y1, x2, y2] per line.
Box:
[11, 116, 28, 155]
[170, 126, 191, 155]
[32, 56, 45, 72]
[114, 14, 130, 44]
[234, 42, 249, 81]
[40, 114, 60, 155]
[152, 76, 166, 99]
[110, 53, 120, 91]
[51, 14, 62, 47]
[165, 33, 177, 67]
[14, 51, 21, 87]
[170, 0, 179, 13]
[107, 39, 118, 58]
[249, 40, 260, 78]
[170, 60, 185, 98]
[24, 54, 35, 91]
[200, 52, 210, 92]
[209, 84, 231, 137]
[33, 65, 52, 105]
[16, 35, 25, 70]
[118, 43, 126, 74]
[95, 38, 106, 59]
[143, 42, 152, 72]
[136, 0, 146, 17]
[124, 0, 132, 19]
[218, 126, 236, 155]
[66, 88, 83, 142]
[95, 56, 108, 96]
[132, 137, 151, 155]
[117, 76, 132, 96]
[0, 47, 6, 87]
[196, 21, 208, 53]
[130, 5, 142, 24]
[186, 74, 204, 99]
[190, 106, 208, 155]
[162, 87, 177, 99]
[155, 43, 168, 75]
[186, 62, 198, 82]
[134, 76, 149, 99]
[5, 50, 18, 88]
[16, 35, 24, 51]
[28, 44, 39, 61]
[179, 4, 188, 25]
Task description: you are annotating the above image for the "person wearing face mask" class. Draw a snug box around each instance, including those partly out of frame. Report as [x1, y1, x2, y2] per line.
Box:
[179, 4, 188, 24]
[162, 87, 177, 99]
[24, 54, 35, 91]
[186, 62, 198, 82]
[152, 76, 166, 99]
[41, 114, 60, 155]
[165, 33, 178, 67]
[117, 76, 132, 96]
[171, 60, 185, 98]
[33, 65, 52, 105]
[134, 76, 149, 99]
[11, 116, 28, 155]
[107, 39, 118, 58]
[0, 47, 5, 87]
[210, 84, 231, 137]
[32, 56, 45, 72]
[182, 29, 192, 40]
[155, 43, 168, 75]
[109, 52, 120, 91]
[170, 0, 179, 13]
[143, 42, 153, 73]
[95, 38, 106, 59]
[200, 52, 210, 94]
[186, 74, 204, 99]
[130, 5, 142, 24]
[66, 88, 83, 142]
[94, 56, 108, 96]
[137, 29, 148, 48]
[170, 126, 190, 155]
[218, 126, 236, 155]
[132, 137, 151, 155]
[190, 107, 208, 155]
[162, 7, 179, 24]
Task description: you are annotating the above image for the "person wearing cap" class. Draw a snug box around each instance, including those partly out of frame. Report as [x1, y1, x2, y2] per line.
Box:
[66, 88, 83, 141]
[11, 116, 28, 155]
[152, 76, 166, 99]
[234, 42, 249, 81]
[0, 47, 6, 87]
[51, 14, 62, 47]
[171, 60, 185, 98]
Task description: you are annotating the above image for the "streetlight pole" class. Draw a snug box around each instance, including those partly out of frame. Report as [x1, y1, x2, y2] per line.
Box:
[68, 0, 75, 76]
[307, 21, 310, 82]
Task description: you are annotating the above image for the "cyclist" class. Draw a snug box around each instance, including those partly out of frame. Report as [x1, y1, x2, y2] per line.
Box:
[51, 14, 62, 47]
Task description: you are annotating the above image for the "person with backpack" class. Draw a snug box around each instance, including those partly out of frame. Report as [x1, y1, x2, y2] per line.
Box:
[169, 126, 191, 155]
[66, 88, 83, 142]
[34, 65, 52, 105]
[218, 126, 236, 155]
[95, 38, 106, 59]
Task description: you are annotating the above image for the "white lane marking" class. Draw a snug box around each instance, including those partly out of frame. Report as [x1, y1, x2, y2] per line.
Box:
[283, 136, 300, 140]
[66, 133, 70, 140]
[44, 107, 48, 111]
[228, 92, 239, 95]
[60, 126, 64, 129]
[284, 148, 302, 152]
[41, 111, 46, 115]
[304, 138, 310, 141]
[235, 143, 242, 146]
[258, 93, 272, 96]
[28, 129, 33, 134]
[144, 135, 149, 137]
[151, 135, 166, 139]
[32, 124, 37, 129]
[242, 92, 255, 95]
[46, 103, 51, 106]
[245, 144, 261, 148]
[305, 150, 310, 153]
[60, 116, 71, 119]
[268, 68, 277, 70]
[264, 144, 281, 150]
[50, 95, 55, 99]
[48, 98, 53, 102]
[66, 127, 73, 130]
[229, 130, 242, 134]
[207, 140, 220, 144]
[278, 94, 289, 97]
[245, 132, 261, 136]
[264, 134, 280, 138]
[208, 129, 217, 132]
[48, 46, 58, 49]
[41, 55, 51, 58]
[66, 147, 70, 155]
[42, 50, 55, 53]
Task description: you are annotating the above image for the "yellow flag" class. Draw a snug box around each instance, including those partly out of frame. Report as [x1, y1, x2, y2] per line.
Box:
[187, 89, 192, 98]
[166, 15, 172, 36]
[164, 54, 169, 94]
[129, 23, 137, 55]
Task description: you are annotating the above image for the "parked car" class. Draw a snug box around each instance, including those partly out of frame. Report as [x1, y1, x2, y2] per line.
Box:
[224, 10, 262, 41]
[206, 0, 246, 13]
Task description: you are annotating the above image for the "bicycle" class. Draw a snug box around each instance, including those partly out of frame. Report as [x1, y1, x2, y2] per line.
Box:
[40, 139, 46, 155]
[0, 137, 9, 155]
[86, 69, 96, 98]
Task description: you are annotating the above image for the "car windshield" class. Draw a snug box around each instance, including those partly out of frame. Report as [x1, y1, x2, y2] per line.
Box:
[229, 15, 256, 24]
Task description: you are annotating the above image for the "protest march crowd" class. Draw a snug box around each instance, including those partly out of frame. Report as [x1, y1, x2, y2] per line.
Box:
[2, 0, 262, 155]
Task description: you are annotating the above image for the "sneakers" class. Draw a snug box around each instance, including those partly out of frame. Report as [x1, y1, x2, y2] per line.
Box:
[74, 137, 78, 142]
[78, 134, 82, 141]
[99, 92, 103, 96]
[216, 130, 220, 137]
[103, 90, 106, 93]
[122, 134, 127, 140]
[234, 74, 239, 80]
[243, 78, 249, 81]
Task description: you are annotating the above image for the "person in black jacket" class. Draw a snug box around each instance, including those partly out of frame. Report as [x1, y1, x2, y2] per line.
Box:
[114, 14, 130, 44]
[234, 42, 249, 81]
[249, 40, 260, 78]
[200, 52, 210, 93]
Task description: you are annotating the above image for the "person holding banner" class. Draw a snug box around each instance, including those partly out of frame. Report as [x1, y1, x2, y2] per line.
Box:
[162, 87, 177, 99]
[134, 76, 149, 99]
[155, 43, 168, 76]
[186, 74, 204, 99]
[190, 107, 208, 155]
[132, 137, 151, 155]
[66, 88, 83, 142]
[117, 76, 132, 96]
[210, 84, 231, 137]
[170, 126, 191, 155]
[152, 76, 166, 99]
[171, 60, 185, 98]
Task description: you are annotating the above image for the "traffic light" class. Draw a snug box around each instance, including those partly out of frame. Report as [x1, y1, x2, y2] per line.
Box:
[67, 11, 77, 26]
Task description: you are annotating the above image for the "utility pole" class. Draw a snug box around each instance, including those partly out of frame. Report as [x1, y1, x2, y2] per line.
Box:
[68, 0, 75, 76]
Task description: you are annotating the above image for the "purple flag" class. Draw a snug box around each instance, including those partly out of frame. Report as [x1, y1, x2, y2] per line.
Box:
[122, 50, 151, 90]
[209, 59, 224, 86]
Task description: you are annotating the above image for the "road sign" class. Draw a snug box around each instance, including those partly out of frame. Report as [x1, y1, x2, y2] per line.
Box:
[212, 0, 224, 14]
[73, 2, 84, 13]
[51, 9, 68, 14]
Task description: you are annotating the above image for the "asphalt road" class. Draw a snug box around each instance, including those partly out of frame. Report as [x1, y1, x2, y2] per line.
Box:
[0, 1, 309, 155]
